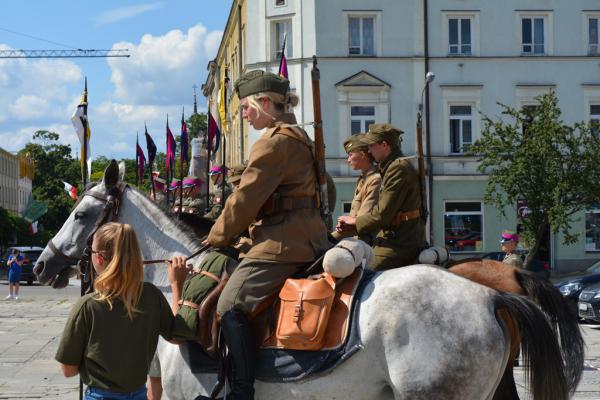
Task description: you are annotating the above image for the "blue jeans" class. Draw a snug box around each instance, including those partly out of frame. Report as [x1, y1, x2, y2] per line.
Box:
[85, 385, 147, 400]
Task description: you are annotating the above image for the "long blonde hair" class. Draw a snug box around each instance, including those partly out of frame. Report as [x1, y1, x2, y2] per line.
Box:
[93, 222, 144, 319]
[246, 91, 299, 120]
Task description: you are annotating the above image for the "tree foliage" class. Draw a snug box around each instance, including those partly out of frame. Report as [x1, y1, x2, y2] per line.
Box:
[469, 91, 600, 268]
[17, 130, 80, 239]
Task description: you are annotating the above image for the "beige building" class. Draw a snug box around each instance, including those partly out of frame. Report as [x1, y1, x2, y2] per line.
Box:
[203, 0, 247, 167]
[0, 148, 19, 213]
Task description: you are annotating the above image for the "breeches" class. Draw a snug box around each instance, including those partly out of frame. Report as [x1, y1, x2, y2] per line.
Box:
[370, 245, 420, 271]
[216, 258, 305, 317]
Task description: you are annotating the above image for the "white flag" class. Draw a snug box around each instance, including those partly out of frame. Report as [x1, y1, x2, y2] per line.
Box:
[71, 80, 91, 181]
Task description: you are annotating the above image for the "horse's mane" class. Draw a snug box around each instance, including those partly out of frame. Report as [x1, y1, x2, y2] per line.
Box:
[126, 185, 212, 242]
[447, 257, 484, 267]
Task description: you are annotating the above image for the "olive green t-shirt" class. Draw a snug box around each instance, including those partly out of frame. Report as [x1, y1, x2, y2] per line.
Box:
[55, 282, 187, 393]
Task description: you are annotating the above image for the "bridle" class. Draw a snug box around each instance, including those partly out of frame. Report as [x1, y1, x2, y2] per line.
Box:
[46, 181, 210, 294]
[47, 182, 128, 294]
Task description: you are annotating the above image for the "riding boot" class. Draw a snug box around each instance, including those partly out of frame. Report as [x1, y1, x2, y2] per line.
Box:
[194, 308, 255, 400]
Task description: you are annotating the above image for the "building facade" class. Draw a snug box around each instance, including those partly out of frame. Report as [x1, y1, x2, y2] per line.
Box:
[0, 148, 19, 213]
[204, 0, 600, 272]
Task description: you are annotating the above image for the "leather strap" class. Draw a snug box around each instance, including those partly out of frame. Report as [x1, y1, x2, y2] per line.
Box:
[278, 195, 318, 211]
[389, 209, 421, 226]
[200, 270, 221, 283]
[178, 300, 199, 309]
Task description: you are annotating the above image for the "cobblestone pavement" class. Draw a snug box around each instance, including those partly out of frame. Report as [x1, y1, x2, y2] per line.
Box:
[1, 279, 600, 399]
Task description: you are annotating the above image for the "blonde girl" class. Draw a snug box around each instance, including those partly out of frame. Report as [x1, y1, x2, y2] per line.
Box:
[55, 222, 189, 400]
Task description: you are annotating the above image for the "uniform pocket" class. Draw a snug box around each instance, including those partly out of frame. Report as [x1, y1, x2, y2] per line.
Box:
[250, 215, 285, 255]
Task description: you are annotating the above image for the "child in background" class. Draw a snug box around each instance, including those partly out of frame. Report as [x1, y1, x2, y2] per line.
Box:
[6, 249, 23, 300]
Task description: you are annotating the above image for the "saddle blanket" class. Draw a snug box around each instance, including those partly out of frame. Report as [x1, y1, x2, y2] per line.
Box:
[187, 269, 375, 382]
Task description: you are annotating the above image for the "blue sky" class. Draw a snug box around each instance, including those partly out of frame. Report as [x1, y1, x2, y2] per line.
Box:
[0, 1, 229, 159]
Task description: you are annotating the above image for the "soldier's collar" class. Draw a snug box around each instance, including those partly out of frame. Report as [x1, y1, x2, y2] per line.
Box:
[270, 113, 297, 128]
[378, 149, 403, 171]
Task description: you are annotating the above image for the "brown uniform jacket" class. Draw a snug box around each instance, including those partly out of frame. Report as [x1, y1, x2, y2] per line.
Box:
[355, 149, 425, 258]
[333, 167, 381, 240]
[207, 113, 329, 263]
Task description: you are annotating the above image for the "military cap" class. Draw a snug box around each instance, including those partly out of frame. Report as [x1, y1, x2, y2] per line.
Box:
[209, 165, 229, 176]
[228, 163, 247, 184]
[343, 134, 369, 153]
[362, 123, 404, 145]
[234, 70, 289, 99]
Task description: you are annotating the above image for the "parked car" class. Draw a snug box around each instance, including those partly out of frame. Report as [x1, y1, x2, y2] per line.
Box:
[555, 260, 600, 318]
[578, 281, 600, 322]
[0, 246, 44, 285]
[480, 251, 551, 279]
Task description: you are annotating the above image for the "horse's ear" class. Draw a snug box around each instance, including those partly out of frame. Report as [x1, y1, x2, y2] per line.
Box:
[118, 161, 126, 182]
[103, 159, 119, 189]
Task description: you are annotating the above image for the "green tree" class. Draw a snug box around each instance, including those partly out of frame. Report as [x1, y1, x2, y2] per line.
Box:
[187, 112, 207, 139]
[18, 130, 80, 236]
[469, 91, 600, 268]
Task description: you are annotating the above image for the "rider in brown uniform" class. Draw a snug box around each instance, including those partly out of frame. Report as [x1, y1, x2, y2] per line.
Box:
[332, 134, 381, 242]
[201, 70, 329, 400]
[337, 124, 426, 270]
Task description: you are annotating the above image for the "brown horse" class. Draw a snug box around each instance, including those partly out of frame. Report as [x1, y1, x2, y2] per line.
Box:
[449, 259, 584, 400]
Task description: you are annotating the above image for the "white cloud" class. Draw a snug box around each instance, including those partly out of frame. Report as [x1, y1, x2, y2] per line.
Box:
[110, 141, 131, 153]
[0, 23, 220, 161]
[108, 24, 222, 105]
[94, 2, 165, 25]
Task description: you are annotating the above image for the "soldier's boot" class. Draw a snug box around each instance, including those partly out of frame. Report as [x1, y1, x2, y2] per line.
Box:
[194, 308, 255, 400]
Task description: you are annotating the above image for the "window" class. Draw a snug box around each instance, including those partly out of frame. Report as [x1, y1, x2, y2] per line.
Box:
[591, 105, 600, 137]
[590, 17, 599, 55]
[444, 201, 483, 252]
[350, 106, 375, 135]
[275, 0, 286, 6]
[521, 17, 544, 54]
[272, 20, 293, 60]
[449, 18, 471, 55]
[348, 16, 374, 56]
[449, 105, 473, 153]
[342, 201, 352, 214]
[586, 206, 600, 252]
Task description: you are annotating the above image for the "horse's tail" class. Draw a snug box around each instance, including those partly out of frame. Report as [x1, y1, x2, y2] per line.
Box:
[515, 270, 584, 392]
[494, 292, 570, 400]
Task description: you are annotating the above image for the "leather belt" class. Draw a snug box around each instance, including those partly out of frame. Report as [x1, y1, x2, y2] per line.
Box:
[259, 193, 318, 218]
[389, 209, 421, 227]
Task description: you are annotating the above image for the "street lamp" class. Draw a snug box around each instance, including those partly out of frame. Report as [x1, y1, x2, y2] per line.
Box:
[416, 71, 435, 242]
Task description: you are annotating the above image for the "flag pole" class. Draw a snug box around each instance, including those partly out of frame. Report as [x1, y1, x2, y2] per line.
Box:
[205, 100, 212, 214]
[221, 68, 228, 211]
[135, 132, 139, 186]
[179, 108, 185, 218]
[146, 123, 156, 200]
[166, 115, 170, 210]
[82, 77, 88, 187]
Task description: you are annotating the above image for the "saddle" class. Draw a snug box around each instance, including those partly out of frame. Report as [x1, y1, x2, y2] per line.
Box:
[181, 255, 364, 357]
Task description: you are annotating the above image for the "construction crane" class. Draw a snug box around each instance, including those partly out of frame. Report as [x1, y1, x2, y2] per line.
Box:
[0, 49, 129, 58]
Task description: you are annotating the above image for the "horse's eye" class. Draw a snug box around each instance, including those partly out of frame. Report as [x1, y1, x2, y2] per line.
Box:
[74, 212, 86, 220]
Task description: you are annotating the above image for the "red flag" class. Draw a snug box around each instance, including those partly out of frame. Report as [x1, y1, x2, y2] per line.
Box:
[278, 52, 288, 79]
[63, 181, 78, 201]
[136, 141, 146, 183]
[166, 119, 176, 172]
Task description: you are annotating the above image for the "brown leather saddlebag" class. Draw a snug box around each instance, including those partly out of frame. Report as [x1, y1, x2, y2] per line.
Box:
[275, 273, 336, 350]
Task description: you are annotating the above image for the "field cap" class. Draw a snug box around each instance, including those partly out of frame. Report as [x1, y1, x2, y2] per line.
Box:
[343, 134, 369, 153]
[235, 70, 289, 98]
[228, 163, 247, 184]
[500, 230, 519, 243]
[362, 123, 404, 145]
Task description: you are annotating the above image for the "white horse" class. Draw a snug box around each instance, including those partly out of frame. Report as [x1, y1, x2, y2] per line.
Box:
[35, 161, 578, 400]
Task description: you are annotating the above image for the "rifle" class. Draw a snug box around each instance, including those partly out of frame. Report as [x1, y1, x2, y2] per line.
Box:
[310, 56, 331, 228]
[416, 109, 428, 223]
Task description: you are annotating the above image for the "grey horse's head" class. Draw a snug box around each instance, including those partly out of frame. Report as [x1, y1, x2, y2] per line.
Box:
[34, 160, 123, 288]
